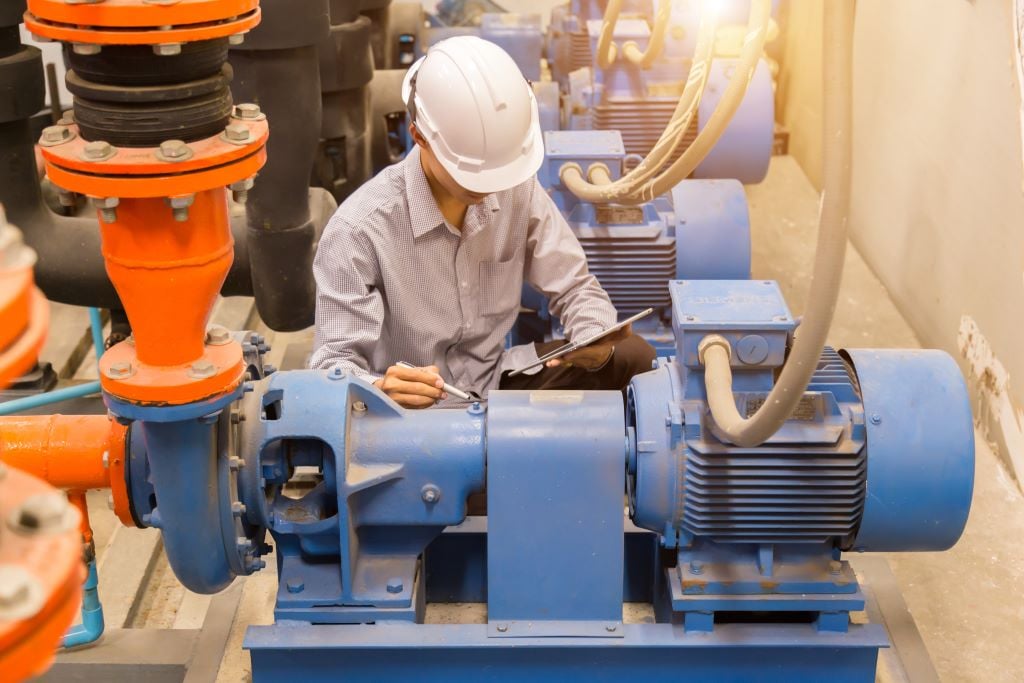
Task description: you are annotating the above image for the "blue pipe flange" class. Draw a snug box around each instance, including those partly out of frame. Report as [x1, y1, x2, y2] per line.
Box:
[844, 349, 975, 552]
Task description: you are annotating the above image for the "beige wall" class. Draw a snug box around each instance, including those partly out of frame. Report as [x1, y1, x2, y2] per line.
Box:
[779, 0, 1024, 481]
[777, 0, 824, 189]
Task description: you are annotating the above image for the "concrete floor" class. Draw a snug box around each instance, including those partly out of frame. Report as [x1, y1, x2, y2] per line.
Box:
[54, 155, 1024, 681]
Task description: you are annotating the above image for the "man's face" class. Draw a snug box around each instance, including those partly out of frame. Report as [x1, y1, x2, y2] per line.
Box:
[411, 125, 490, 206]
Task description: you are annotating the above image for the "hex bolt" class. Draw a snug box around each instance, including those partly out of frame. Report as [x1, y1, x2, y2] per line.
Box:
[83, 140, 114, 160]
[386, 578, 403, 594]
[106, 494, 115, 510]
[102, 451, 110, 468]
[829, 560, 842, 575]
[168, 195, 194, 222]
[285, 578, 304, 594]
[228, 32, 247, 46]
[206, 325, 232, 346]
[234, 103, 262, 120]
[229, 177, 255, 204]
[57, 189, 76, 208]
[58, 110, 75, 126]
[106, 361, 134, 379]
[159, 139, 191, 161]
[154, 43, 182, 56]
[605, 623, 618, 633]
[229, 457, 244, 471]
[231, 501, 247, 517]
[421, 484, 441, 504]
[72, 43, 101, 55]
[9, 493, 69, 535]
[91, 197, 119, 224]
[43, 126, 70, 144]
[328, 367, 344, 380]
[188, 360, 216, 379]
[224, 123, 251, 143]
[870, 413, 883, 425]
[688, 560, 704, 575]
[496, 623, 509, 633]
[353, 401, 367, 413]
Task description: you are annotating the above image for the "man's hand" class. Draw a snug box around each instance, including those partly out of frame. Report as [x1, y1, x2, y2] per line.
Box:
[374, 364, 447, 408]
[546, 324, 632, 371]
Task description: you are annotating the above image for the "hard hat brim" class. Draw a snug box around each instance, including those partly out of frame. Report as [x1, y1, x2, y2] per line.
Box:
[437, 114, 545, 195]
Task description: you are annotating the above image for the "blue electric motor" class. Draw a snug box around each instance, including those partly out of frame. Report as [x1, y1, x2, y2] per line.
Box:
[629, 280, 974, 629]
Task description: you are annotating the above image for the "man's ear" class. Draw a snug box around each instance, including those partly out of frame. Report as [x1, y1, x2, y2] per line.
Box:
[409, 123, 428, 149]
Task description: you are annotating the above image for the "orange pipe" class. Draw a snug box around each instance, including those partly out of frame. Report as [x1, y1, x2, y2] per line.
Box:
[0, 415, 124, 491]
[99, 189, 233, 368]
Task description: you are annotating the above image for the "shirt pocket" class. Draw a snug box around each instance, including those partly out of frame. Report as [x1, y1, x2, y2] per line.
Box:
[478, 257, 523, 317]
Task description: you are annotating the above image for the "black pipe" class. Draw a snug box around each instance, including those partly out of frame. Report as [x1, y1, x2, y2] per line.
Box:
[230, 0, 334, 331]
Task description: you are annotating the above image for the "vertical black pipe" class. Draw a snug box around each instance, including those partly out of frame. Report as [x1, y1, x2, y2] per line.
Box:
[230, 0, 332, 331]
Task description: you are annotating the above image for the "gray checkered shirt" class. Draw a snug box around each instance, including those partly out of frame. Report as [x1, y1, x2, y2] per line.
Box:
[310, 146, 617, 399]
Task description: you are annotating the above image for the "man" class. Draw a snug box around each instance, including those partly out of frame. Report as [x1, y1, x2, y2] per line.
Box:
[310, 36, 655, 408]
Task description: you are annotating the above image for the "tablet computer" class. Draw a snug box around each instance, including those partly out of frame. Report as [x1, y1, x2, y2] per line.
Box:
[507, 307, 655, 377]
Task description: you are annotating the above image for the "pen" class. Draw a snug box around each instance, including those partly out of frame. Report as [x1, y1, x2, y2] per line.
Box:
[396, 361, 473, 401]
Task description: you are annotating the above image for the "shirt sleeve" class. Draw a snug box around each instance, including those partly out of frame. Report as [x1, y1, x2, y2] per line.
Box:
[308, 215, 385, 385]
[523, 177, 618, 342]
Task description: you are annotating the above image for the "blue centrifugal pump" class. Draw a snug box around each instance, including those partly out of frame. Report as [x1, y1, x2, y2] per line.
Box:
[111, 279, 974, 681]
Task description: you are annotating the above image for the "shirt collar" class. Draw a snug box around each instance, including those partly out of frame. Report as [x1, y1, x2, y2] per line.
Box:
[404, 147, 446, 239]
[403, 146, 503, 239]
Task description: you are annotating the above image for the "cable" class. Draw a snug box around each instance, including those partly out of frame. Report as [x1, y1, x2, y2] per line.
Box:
[622, 0, 672, 68]
[699, 0, 855, 448]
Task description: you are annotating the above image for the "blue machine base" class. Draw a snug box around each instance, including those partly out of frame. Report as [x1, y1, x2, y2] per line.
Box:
[245, 519, 891, 682]
[245, 621, 887, 683]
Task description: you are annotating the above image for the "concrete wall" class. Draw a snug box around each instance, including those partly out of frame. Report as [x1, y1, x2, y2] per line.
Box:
[776, 0, 824, 189]
[778, 0, 1024, 482]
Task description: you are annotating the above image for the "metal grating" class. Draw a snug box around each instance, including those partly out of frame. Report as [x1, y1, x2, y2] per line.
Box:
[679, 350, 867, 544]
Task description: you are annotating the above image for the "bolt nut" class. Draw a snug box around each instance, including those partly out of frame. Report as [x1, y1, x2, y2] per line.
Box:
[40, 125, 75, 147]
[153, 43, 182, 56]
[8, 493, 71, 535]
[223, 123, 251, 143]
[57, 189, 76, 207]
[82, 140, 115, 161]
[205, 325, 232, 345]
[829, 560, 842, 575]
[228, 32, 247, 46]
[0, 566, 43, 621]
[605, 623, 618, 633]
[188, 360, 217, 379]
[234, 103, 263, 120]
[285, 578, 304, 594]
[106, 361, 134, 379]
[72, 43, 102, 55]
[870, 413, 883, 425]
[157, 139, 192, 162]
[421, 484, 441, 504]
[58, 110, 75, 125]
[353, 400, 367, 413]
[688, 560, 704, 575]
[386, 578, 403, 594]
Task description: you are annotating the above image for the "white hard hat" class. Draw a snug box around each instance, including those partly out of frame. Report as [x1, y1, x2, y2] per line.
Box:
[401, 36, 544, 194]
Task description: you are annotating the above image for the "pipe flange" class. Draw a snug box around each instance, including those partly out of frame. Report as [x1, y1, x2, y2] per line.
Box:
[38, 120, 267, 200]
[25, 0, 261, 46]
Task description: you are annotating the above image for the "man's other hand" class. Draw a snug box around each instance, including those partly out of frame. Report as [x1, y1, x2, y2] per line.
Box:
[546, 324, 633, 371]
[374, 364, 447, 408]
